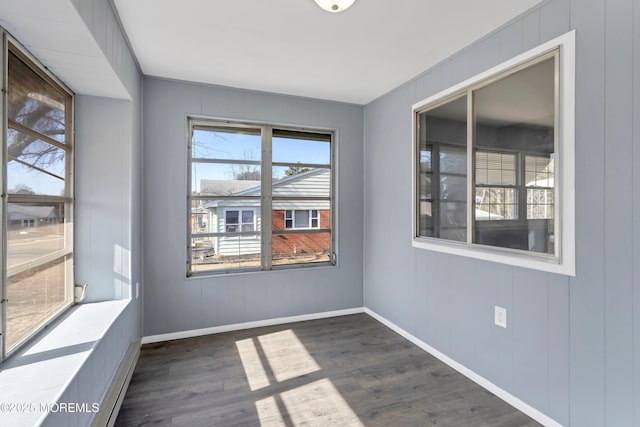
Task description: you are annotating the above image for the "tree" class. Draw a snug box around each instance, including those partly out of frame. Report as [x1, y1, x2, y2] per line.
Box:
[231, 150, 260, 181]
[10, 184, 35, 195]
[7, 62, 67, 172]
[235, 169, 260, 180]
[284, 163, 311, 177]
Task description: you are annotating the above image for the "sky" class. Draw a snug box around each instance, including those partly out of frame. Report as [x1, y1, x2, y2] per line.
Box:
[8, 161, 65, 196]
[9, 128, 331, 196]
[191, 129, 331, 192]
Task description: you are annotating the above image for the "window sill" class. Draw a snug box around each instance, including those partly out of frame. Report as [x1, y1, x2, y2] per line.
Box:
[188, 261, 336, 279]
[0, 300, 130, 426]
[412, 237, 575, 276]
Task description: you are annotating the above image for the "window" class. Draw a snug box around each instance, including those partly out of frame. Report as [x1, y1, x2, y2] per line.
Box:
[225, 210, 239, 232]
[285, 210, 320, 229]
[1, 36, 74, 360]
[188, 121, 334, 275]
[412, 31, 575, 275]
[526, 154, 554, 220]
[241, 210, 255, 231]
[475, 151, 518, 221]
[285, 210, 293, 228]
[225, 209, 255, 233]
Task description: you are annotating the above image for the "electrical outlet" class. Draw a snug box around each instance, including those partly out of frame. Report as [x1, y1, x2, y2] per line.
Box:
[494, 306, 507, 328]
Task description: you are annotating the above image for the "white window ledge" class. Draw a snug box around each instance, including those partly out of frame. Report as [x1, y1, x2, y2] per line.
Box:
[0, 300, 130, 426]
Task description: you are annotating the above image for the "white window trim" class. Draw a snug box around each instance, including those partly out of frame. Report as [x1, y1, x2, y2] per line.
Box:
[223, 208, 257, 236]
[284, 209, 293, 229]
[411, 30, 575, 276]
[240, 209, 256, 232]
[285, 209, 320, 230]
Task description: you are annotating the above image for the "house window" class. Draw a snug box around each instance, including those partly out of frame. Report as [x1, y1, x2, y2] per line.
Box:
[242, 210, 255, 231]
[285, 210, 320, 229]
[526, 154, 554, 220]
[188, 121, 334, 275]
[225, 210, 255, 232]
[475, 151, 518, 221]
[225, 210, 239, 232]
[2, 37, 74, 360]
[413, 31, 575, 275]
[284, 210, 293, 228]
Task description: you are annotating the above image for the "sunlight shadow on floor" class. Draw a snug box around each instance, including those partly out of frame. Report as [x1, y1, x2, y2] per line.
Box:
[237, 328, 364, 426]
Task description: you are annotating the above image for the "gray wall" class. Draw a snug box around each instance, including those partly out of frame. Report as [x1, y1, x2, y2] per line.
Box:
[143, 78, 364, 337]
[75, 95, 141, 303]
[54, 0, 144, 425]
[364, 0, 640, 425]
[72, 0, 144, 307]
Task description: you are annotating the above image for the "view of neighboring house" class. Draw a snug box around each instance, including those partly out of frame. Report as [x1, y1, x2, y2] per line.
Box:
[7, 204, 62, 229]
[196, 169, 330, 259]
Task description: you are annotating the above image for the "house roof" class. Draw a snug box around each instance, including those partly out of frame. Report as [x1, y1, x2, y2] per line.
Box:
[7, 204, 58, 220]
[200, 180, 260, 196]
[526, 177, 554, 188]
[201, 169, 330, 209]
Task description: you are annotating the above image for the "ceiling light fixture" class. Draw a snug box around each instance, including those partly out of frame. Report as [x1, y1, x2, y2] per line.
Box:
[313, 0, 356, 13]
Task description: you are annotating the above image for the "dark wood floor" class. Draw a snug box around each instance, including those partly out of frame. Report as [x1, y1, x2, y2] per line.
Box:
[116, 314, 540, 426]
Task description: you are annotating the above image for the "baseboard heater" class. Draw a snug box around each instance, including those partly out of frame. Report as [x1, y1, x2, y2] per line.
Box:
[91, 340, 140, 427]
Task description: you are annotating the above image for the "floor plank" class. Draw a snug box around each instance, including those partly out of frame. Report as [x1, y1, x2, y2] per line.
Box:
[116, 314, 540, 426]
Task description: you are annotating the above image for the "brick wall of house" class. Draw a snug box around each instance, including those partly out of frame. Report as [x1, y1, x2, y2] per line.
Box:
[272, 210, 330, 254]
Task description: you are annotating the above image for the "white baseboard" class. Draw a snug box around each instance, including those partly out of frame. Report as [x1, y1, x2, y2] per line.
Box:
[141, 307, 365, 344]
[141, 306, 558, 426]
[364, 308, 562, 427]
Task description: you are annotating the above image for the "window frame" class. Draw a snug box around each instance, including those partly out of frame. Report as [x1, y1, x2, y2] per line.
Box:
[474, 149, 519, 222]
[223, 208, 256, 234]
[525, 154, 555, 220]
[284, 209, 320, 230]
[187, 119, 336, 276]
[1, 31, 75, 361]
[411, 30, 575, 276]
[241, 210, 255, 232]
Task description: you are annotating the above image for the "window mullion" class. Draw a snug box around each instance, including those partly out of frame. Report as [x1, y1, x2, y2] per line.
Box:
[261, 126, 273, 270]
[518, 153, 527, 221]
[466, 89, 474, 245]
[7, 121, 68, 152]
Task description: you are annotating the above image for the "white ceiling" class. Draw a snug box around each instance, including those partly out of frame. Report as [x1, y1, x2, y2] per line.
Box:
[113, 0, 543, 105]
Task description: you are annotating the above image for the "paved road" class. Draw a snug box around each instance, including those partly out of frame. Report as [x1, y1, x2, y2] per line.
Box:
[7, 230, 65, 268]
